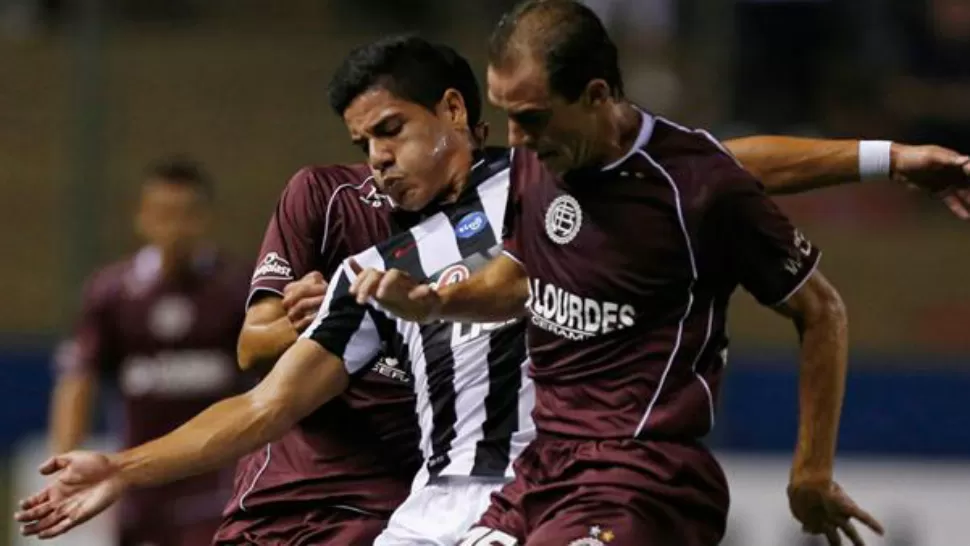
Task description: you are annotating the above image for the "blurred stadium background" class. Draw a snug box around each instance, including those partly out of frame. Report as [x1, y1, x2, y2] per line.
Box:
[1, 0, 967, 544]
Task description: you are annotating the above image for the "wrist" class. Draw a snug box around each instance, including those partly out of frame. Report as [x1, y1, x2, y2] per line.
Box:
[109, 451, 137, 490]
[790, 456, 834, 485]
[858, 140, 894, 181]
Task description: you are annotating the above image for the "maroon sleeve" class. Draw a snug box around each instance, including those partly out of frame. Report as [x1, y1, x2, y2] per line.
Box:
[55, 270, 116, 376]
[711, 165, 821, 306]
[248, 168, 329, 308]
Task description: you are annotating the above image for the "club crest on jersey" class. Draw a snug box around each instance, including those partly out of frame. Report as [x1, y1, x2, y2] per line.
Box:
[432, 264, 471, 288]
[455, 211, 489, 239]
[149, 296, 195, 340]
[545, 194, 583, 245]
[252, 252, 293, 281]
[567, 526, 615, 545]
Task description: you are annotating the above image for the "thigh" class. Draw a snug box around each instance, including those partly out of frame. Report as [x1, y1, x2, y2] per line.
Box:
[526, 484, 723, 546]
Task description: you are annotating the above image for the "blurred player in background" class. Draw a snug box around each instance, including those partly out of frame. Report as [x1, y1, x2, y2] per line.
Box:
[48, 157, 251, 546]
[17, 32, 970, 545]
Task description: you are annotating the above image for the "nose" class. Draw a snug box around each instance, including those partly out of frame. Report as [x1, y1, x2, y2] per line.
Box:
[507, 119, 531, 149]
[368, 139, 394, 174]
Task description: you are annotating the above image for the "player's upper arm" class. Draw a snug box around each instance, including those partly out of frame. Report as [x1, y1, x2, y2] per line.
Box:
[772, 269, 846, 327]
[247, 337, 351, 424]
[707, 162, 821, 307]
[58, 271, 116, 378]
[301, 262, 384, 375]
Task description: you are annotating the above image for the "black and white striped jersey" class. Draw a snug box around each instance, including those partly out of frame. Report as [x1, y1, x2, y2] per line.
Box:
[303, 149, 535, 484]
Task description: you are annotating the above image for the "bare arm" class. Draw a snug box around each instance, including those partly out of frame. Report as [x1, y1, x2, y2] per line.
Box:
[349, 253, 530, 324]
[49, 374, 97, 454]
[725, 137, 970, 218]
[237, 296, 298, 372]
[725, 137, 859, 195]
[116, 339, 348, 488]
[773, 270, 847, 484]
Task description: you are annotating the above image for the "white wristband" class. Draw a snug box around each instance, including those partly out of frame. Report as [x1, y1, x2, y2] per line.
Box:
[858, 140, 893, 181]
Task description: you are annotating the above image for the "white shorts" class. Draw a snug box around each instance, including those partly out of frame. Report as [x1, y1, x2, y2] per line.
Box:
[373, 478, 505, 546]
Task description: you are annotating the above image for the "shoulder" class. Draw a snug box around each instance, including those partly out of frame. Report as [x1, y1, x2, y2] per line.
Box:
[637, 117, 762, 206]
[80, 256, 133, 310]
[279, 164, 374, 209]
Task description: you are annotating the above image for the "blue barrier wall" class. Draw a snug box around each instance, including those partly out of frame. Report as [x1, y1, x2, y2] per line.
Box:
[2, 346, 968, 457]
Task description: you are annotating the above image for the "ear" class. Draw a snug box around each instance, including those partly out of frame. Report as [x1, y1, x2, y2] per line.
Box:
[438, 88, 469, 129]
[582, 79, 611, 108]
[473, 121, 490, 146]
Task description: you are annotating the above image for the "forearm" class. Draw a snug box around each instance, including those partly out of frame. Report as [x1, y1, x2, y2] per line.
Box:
[114, 391, 296, 489]
[49, 376, 95, 454]
[791, 298, 848, 483]
[237, 316, 299, 372]
[726, 136, 860, 195]
[436, 255, 529, 322]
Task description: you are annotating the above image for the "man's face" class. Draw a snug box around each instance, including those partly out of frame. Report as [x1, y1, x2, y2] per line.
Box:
[487, 58, 598, 175]
[343, 87, 467, 211]
[136, 180, 207, 257]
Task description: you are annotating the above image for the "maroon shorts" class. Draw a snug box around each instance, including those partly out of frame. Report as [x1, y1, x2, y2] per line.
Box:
[467, 436, 729, 546]
[120, 517, 222, 546]
[212, 504, 387, 546]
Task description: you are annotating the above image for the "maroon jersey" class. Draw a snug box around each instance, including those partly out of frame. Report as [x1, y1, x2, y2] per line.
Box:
[505, 113, 820, 440]
[56, 247, 250, 528]
[221, 166, 420, 524]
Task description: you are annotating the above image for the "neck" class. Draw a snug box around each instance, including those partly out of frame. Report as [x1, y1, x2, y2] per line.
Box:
[436, 136, 477, 206]
[159, 245, 201, 280]
[598, 101, 642, 167]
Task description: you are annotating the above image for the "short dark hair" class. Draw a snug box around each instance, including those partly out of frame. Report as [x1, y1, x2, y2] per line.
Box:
[489, 0, 624, 102]
[327, 35, 482, 130]
[144, 156, 214, 202]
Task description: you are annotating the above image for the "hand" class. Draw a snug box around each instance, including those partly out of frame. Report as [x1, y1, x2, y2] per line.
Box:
[14, 451, 126, 539]
[788, 478, 884, 546]
[282, 271, 328, 332]
[348, 260, 441, 323]
[891, 143, 970, 219]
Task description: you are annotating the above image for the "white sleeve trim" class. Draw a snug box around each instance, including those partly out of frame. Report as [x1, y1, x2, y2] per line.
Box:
[769, 251, 822, 307]
[502, 249, 524, 266]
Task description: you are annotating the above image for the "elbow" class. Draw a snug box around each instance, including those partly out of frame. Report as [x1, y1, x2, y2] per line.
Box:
[801, 282, 847, 333]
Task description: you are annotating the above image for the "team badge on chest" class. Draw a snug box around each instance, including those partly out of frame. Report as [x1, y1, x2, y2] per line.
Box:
[545, 194, 583, 245]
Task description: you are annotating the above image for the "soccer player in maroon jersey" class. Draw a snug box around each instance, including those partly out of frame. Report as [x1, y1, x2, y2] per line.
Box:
[47, 157, 252, 546]
[213, 165, 422, 545]
[16, 36, 970, 544]
[342, 10, 970, 546]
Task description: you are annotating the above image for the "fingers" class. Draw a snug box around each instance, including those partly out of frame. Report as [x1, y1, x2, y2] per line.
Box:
[823, 525, 842, 546]
[376, 269, 407, 301]
[38, 456, 65, 475]
[282, 282, 327, 311]
[409, 284, 433, 301]
[844, 503, 884, 536]
[18, 489, 50, 511]
[20, 505, 69, 538]
[291, 314, 316, 333]
[286, 296, 324, 324]
[943, 194, 970, 220]
[14, 498, 55, 523]
[838, 520, 865, 546]
[351, 268, 384, 305]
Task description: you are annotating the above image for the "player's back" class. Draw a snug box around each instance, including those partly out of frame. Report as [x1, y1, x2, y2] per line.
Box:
[221, 165, 421, 528]
[70, 246, 250, 528]
[507, 113, 819, 441]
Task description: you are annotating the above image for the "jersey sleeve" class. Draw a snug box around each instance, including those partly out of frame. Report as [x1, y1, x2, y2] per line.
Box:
[301, 260, 384, 374]
[55, 271, 115, 377]
[248, 168, 329, 308]
[712, 166, 821, 306]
